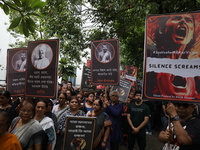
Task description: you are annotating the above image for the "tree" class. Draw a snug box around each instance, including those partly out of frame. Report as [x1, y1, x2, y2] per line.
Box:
[6, 0, 89, 79]
[87, 0, 200, 78]
[0, 0, 46, 37]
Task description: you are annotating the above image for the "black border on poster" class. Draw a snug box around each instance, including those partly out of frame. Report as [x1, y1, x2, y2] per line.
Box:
[63, 116, 96, 150]
[91, 39, 120, 85]
[111, 79, 132, 103]
[7, 48, 27, 96]
[25, 39, 59, 98]
[80, 66, 96, 92]
[143, 11, 200, 102]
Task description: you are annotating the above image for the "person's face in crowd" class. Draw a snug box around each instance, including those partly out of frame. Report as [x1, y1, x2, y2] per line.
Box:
[46, 102, 53, 113]
[164, 14, 194, 45]
[135, 93, 142, 102]
[102, 44, 108, 53]
[0, 114, 8, 137]
[175, 103, 195, 119]
[87, 94, 95, 103]
[83, 91, 88, 97]
[58, 93, 66, 105]
[19, 103, 33, 122]
[126, 98, 131, 105]
[58, 85, 62, 91]
[111, 92, 118, 102]
[93, 100, 101, 112]
[129, 92, 135, 99]
[38, 48, 45, 59]
[20, 53, 26, 61]
[66, 90, 72, 97]
[35, 101, 47, 116]
[0, 94, 9, 106]
[69, 98, 79, 110]
[67, 83, 72, 89]
[62, 85, 68, 93]
[102, 93, 108, 102]
[77, 94, 83, 103]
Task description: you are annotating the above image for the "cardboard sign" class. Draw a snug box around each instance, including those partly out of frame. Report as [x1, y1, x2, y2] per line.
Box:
[91, 39, 120, 85]
[63, 117, 96, 150]
[143, 12, 200, 102]
[7, 48, 27, 96]
[80, 66, 96, 91]
[111, 79, 132, 102]
[25, 39, 59, 98]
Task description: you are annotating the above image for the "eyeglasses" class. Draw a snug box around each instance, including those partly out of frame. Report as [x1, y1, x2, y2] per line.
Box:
[175, 103, 191, 108]
[20, 109, 32, 113]
[112, 95, 118, 97]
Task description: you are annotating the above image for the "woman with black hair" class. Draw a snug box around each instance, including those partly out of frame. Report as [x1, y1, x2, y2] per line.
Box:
[87, 99, 112, 150]
[56, 96, 85, 150]
[0, 90, 17, 122]
[34, 99, 56, 150]
[82, 92, 95, 114]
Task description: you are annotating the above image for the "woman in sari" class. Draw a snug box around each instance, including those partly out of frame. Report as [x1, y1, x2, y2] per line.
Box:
[9, 100, 48, 150]
[56, 96, 85, 150]
[34, 99, 56, 150]
[0, 111, 22, 150]
[52, 92, 68, 150]
[52, 92, 69, 125]
[87, 99, 112, 150]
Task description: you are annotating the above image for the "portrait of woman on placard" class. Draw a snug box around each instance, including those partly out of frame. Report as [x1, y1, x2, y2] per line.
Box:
[146, 13, 200, 99]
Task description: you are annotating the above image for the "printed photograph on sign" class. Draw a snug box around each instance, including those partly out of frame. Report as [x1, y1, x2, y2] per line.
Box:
[143, 11, 200, 102]
[63, 117, 96, 150]
[70, 138, 86, 150]
[12, 51, 27, 72]
[95, 42, 115, 63]
[125, 65, 138, 87]
[31, 44, 53, 69]
[7, 48, 27, 96]
[91, 39, 120, 85]
[25, 39, 59, 98]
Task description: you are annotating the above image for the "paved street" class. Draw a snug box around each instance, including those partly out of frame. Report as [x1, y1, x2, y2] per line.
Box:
[119, 129, 164, 150]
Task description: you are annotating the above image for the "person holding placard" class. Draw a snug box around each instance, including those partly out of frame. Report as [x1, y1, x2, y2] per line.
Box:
[87, 99, 112, 150]
[159, 102, 200, 150]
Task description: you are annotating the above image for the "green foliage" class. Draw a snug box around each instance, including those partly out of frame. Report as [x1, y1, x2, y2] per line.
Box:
[4, 0, 200, 80]
[1, 0, 45, 37]
[58, 58, 77, 81]
[88, 0, 200, 78]
[5, 0, 88, 79]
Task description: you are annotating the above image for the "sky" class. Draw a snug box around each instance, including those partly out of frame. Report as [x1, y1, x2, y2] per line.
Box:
[0, 9, 84, 87]
[0, 9, 17, 86]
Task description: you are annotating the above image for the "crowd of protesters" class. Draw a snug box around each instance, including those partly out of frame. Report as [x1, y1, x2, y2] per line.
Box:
[1, 81, 200, 150]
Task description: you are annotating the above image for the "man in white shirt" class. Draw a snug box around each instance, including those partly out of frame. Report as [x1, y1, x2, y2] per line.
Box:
[34, 44, 50, 69]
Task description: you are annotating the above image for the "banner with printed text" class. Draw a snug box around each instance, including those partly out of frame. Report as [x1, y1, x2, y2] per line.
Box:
[125, 65, 138, 87]
[91, 39, 120, 85]
[80, 66, 96, 91]
[111, 79, 132, 102]
[63, 117, 96, 150]
[7, 48, 27, 96]
[25, 39, 59, 98]
[143, 11, 200, 102]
